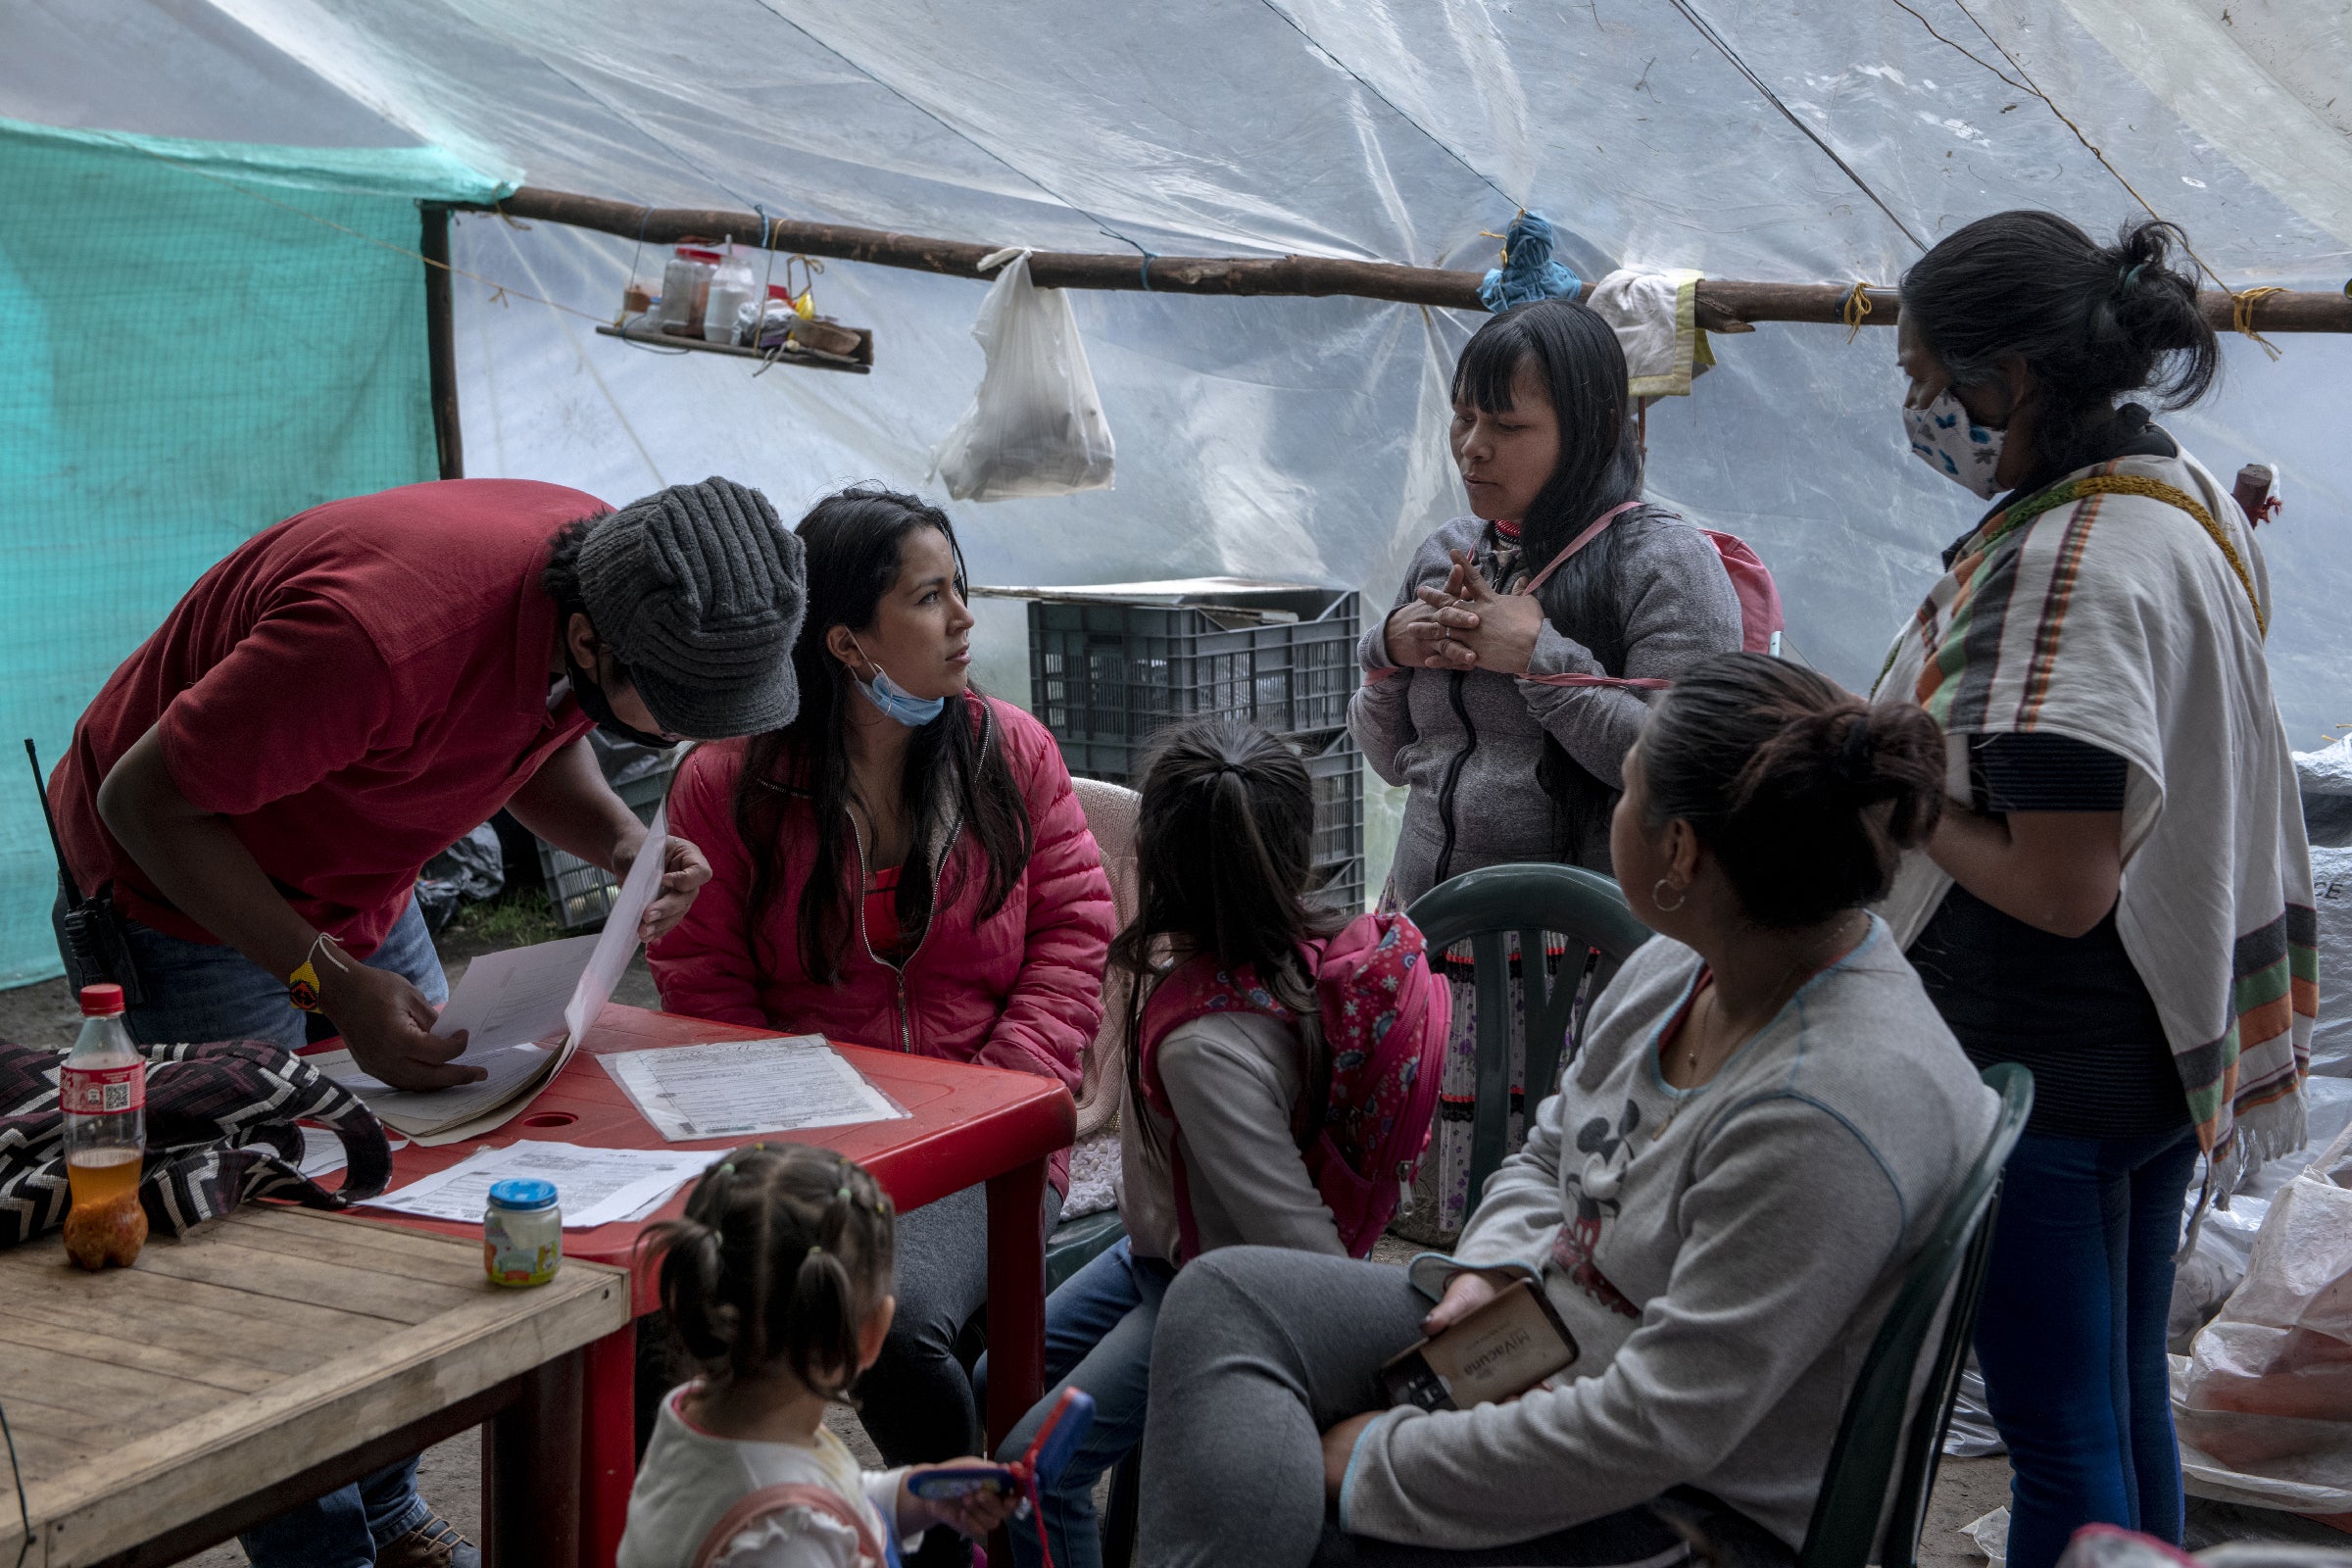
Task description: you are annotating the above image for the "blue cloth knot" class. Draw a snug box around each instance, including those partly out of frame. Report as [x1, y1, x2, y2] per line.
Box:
[1479, 212, 1581, 313]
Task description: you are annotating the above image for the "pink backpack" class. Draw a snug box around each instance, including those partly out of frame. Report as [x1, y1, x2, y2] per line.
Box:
[1137, 910, 1450, 1259]
[1515, 502, 1784, 690]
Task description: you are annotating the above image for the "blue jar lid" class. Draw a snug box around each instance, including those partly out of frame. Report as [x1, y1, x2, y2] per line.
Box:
[488, 1177, 559, 1211]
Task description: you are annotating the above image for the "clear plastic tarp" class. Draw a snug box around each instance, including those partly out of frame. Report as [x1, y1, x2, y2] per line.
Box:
[4, 0, 2349, 960]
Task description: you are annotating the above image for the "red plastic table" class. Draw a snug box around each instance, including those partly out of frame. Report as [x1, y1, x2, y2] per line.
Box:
[339, 1003, 1076, 1568]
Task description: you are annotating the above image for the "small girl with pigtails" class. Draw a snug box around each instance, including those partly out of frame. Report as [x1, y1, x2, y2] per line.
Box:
[618, 1144, 1014, 1568]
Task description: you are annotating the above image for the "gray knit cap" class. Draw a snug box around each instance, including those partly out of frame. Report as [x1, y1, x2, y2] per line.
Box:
[576, 477, 807, 738]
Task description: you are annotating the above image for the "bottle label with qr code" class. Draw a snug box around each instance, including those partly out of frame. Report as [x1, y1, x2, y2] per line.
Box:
[63, 1063, 144, 1116]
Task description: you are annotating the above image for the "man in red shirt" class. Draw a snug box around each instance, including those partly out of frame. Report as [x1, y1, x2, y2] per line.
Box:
[52, 474, 806, 1084]
[46, 473, 806, 1567]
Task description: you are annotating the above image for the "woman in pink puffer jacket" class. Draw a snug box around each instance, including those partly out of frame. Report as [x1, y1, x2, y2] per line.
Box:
[650, 487, 1112, 1568]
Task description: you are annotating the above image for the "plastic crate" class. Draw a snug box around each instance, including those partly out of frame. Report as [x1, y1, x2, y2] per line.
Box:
[1306, 856, 1367, 916]
[1303, 728, 1366, 914]
[538, 765, 675, 930]
[1304, 729, 1363, 873]
[1028, 588, 1359, 783]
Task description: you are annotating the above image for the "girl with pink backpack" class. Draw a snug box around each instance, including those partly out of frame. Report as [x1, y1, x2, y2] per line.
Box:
[983, 716, 1448, 1568]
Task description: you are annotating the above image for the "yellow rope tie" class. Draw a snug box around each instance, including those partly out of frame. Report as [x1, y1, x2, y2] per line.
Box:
[1840, 281, 1879, 342]
[1843, 282, 1876, 340]
[1477, 208, 1528, 267]
[2072, 474, 2268, 636]
[2230, 286, 2286, 362]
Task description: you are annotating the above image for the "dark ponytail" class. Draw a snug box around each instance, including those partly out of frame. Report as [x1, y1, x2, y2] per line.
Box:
[640, 1143, 895, 1401]
[1113, 717, 1345, 1130]
[1637, 654, 1946, 927]
[1899, 212, 2220, 475]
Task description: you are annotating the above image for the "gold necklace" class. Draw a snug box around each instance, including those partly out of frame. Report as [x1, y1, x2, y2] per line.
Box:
[1679, 911, 1865, 1080]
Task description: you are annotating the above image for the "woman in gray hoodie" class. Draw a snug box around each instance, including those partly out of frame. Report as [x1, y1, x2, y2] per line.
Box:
[1140, 656, 1999, 1568]
[1352, 298, 1742, 1237]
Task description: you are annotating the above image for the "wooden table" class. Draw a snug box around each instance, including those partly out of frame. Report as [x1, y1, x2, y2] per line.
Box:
[350, 1003, 1077, 1568]
[0, 1204, 627, 1568]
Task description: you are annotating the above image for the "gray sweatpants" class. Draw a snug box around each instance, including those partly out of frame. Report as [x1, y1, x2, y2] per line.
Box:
[1139, 1248, 1781, 1568]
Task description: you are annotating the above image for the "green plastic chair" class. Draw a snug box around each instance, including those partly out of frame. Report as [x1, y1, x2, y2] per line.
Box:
[1796, 1061, 2034, 1568]
[1404, 862, 1655, 1211]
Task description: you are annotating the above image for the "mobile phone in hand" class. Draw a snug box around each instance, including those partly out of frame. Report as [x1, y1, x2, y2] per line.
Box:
[1380, 1278, 1580, 1411]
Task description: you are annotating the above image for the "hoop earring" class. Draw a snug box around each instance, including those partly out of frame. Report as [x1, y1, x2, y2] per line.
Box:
[1651, 877, 1687, 913]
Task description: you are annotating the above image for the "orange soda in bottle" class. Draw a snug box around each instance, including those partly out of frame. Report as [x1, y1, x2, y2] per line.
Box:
[64, 983, 145, 1210]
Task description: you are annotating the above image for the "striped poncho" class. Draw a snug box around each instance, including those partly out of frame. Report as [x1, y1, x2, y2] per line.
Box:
[1876, 446, 2312, 1195]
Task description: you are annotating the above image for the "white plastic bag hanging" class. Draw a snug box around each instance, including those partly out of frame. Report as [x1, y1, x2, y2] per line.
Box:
[930, 248, 1114, 501]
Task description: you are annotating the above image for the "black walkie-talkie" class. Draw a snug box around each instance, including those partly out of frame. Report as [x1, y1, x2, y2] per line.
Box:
[24, 739, 144, 1004]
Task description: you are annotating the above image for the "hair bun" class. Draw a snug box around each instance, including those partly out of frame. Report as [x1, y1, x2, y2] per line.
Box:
[1838, 710, 1874, 788]
[1636, 655, 1950, 928]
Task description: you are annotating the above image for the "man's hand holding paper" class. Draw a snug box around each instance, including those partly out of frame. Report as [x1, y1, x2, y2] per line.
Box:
[328, 958, 486, 1091]
[618, 828, 710, 943]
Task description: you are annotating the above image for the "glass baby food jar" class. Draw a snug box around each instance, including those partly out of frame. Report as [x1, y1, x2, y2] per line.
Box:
[483, 1177, 561, 1287]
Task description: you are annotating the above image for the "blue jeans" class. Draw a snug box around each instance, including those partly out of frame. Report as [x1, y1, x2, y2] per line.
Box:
[57, 896, 447, 1567]
[62, 895, 450, 1052]
[1973, 1125, 2201, 1568]
[985, 1239, 1174, 1568]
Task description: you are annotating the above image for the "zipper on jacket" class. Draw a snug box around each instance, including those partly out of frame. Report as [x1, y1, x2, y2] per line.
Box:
[1431, 669, 1479, 887]
[843, 704, 982, 1056]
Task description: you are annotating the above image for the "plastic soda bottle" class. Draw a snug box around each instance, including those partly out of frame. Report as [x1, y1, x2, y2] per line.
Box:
[63, 983, 145, 1210]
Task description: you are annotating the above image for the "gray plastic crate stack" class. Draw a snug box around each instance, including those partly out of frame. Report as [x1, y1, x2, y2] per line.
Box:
[539, 764, 674, 930]
[1027, 584, 1364, 912]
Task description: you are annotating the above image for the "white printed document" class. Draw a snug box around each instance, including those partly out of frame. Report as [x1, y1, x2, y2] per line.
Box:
[323, 805, 670, 1143]
[601, 1037, 907, 1142]
[357, 1140, 716, 1230]
[430, 937, 601, 1055]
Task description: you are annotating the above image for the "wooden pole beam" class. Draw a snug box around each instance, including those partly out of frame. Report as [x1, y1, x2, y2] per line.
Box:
[420, 203, 465, 479]
[474, 185, 2352, 333]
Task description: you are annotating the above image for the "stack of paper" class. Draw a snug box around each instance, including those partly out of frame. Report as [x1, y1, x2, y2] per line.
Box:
[601, 1037, 907, 1142]
[358, 1141, 719, 1230]
[318, 805, 668, 1146]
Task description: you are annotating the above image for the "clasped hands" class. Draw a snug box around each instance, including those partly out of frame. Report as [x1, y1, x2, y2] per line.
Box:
[1381, 551, 1544, 677]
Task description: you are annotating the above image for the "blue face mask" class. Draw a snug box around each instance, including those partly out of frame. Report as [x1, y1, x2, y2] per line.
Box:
[848, 638, 946, 727]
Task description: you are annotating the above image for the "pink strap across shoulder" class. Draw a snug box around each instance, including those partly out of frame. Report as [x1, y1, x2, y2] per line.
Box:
[693, 1483, 885, 1568]
[1363, 503, 1647, 686]
[1516, 502, 1670, 689]
[1516, 502, 1644, 597]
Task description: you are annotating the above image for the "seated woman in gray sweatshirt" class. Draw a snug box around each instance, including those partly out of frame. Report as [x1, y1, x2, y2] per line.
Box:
[1354, 297, 1743, 1241]
[1140, 655, 2001, 1568]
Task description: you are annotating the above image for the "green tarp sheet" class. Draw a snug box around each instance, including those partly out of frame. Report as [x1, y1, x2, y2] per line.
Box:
[0, 117, 507, 986]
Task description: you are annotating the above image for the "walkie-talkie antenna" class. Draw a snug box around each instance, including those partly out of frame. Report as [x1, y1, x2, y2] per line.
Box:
[23, 739, 74, 877]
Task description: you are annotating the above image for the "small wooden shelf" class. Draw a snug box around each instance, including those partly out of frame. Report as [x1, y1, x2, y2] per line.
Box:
[595, 317, 873, 374]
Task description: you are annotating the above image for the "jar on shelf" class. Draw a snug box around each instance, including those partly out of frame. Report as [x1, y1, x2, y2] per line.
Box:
[703, 242, 760, 344]
[656, 248, 720, 335]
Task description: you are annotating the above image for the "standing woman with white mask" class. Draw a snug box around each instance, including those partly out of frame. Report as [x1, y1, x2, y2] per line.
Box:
[1879, 212, 2313, 1568]
[651, 487, 1115, 1568]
